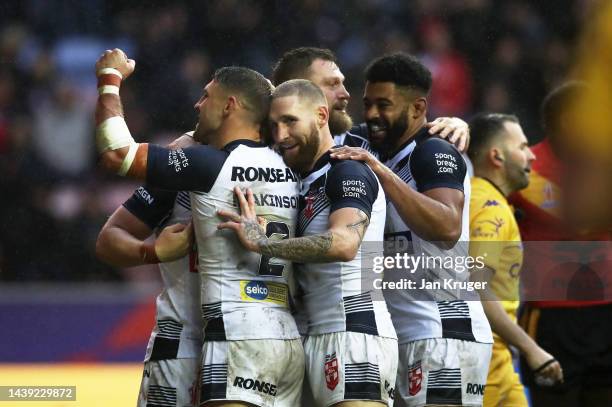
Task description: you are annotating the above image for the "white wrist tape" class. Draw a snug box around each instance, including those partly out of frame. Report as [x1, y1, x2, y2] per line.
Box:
[96, 67, 123, 79]
[117, 142, 139, 176]
[97, 85, 120, 95]
[96, 116, 134, 152]
[96, 116, 139, 176]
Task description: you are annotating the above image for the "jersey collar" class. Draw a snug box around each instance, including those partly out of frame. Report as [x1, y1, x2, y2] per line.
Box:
[384, 126, 429, 167]
[222, 139, 263, 152]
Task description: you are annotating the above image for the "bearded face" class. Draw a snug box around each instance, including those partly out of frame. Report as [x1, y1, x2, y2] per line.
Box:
[367, 108, 409, 156]
[277, 121, 320, 174]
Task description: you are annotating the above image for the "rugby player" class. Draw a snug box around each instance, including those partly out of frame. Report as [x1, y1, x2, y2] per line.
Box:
[467, 113, 562, 407]
[96, 133, 202, 407]
[271, 47, 470, 153]
[94, 49, 303, 407]
[330, 53, 493, 407]
[219, 79, 398, 407]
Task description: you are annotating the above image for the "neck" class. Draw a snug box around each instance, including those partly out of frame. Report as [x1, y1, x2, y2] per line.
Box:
[392, 116, 427, 154]
[307, 127, 335, 173]
[474, 169, 513, 197]
[210, 117, 261, 149]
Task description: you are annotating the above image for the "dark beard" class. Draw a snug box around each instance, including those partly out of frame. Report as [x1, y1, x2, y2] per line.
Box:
[328, 109, 353, 135]
[369, 109, 409, 157]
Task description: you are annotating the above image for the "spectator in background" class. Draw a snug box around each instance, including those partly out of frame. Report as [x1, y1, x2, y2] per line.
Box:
[32, 81, 93, 180]
[420, 19, 472, 118]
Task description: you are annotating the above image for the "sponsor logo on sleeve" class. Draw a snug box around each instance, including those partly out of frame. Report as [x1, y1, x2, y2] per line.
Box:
[342, 179, 367, 199]
[434, 152, 458, 174]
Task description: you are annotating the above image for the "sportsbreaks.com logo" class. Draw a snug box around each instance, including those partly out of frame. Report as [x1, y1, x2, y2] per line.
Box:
[240, 280, 289, 306]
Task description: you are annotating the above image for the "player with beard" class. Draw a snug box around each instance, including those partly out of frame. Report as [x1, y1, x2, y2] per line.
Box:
[331, 53, 493, 407]
[93, 49, 303, 407]
[271, 47, 470, 153]
[218, 79, 398, 407]
[467, 113, 563, 407]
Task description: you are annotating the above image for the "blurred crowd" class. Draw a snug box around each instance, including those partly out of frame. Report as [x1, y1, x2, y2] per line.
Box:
[0, 0, 588, 281]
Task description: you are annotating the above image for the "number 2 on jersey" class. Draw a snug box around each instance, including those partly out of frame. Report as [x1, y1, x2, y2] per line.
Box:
[258, 221, 290, 276]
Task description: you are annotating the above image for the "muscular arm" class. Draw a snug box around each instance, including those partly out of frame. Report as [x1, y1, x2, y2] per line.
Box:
[96, 185, 192, 267]
[375, 165, 464, 243]
[331, 139, 465, 244]
[258, 208, 369, 263]
[94, 50, 149, 179]
[96, 206, 154, 267]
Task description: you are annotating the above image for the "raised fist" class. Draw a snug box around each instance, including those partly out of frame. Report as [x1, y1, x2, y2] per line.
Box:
[95, 48, 136, 79]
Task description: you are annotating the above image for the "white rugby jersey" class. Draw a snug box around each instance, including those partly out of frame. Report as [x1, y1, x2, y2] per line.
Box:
[146, 140, 300, 340]
[296, 151, 396, 339]
[380, 128, 492, 345]
[123, 188, 202, 361]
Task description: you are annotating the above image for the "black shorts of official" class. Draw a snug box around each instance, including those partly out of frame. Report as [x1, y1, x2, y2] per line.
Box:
[519, 302, 612, 391]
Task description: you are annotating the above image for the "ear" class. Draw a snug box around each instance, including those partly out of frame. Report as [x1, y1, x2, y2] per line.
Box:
[488, 147, 505, 168]
[224, 96, 238, 116]
[411, 97, 427, 120]
[316, 104, 329, 128]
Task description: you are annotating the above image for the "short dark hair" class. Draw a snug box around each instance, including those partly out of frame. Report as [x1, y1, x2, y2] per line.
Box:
[213, 66, 273, 124]
[272, 47, 337, 86]
[365, 53, 432, 95]
[468, 113, 520, 163]
[272, 79, 327, 107]
[541, 81, 587, 136]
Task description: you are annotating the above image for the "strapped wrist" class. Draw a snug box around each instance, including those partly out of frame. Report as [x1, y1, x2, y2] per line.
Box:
[140, 242, 160, 264]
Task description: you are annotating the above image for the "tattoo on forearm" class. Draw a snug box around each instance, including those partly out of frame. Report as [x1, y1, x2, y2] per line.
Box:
[347, 209, 369, 241]
[259, 232, 334, 263]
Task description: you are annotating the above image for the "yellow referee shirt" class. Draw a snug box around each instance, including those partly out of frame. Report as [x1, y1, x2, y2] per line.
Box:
[469, 177, 522, 325]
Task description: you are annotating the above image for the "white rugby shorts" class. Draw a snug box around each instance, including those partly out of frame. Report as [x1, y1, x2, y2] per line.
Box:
[137, 357, 200, 407]
[199, 339, 304, 407]
[303, 331, 398, 407]
[395, 338, 492, 407]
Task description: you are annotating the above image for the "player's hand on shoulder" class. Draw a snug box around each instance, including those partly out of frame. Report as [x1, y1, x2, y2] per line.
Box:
[426, 117, 470, 153]
[330, 146, 383, 173]
[154, 221, 194, 262]
[217, 186, 267, 253]
[95, 48, 136, 79]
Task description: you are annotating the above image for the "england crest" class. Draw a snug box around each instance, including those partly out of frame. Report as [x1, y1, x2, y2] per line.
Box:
[408, 360, 422, 396]
[324, 352, 339, 390]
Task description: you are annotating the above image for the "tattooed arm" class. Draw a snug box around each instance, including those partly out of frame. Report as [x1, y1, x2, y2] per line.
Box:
[218, 187, 371, 263]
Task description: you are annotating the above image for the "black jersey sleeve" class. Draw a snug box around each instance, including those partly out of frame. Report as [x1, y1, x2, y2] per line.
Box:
[122, 185, 177, 229]
[146, 144, 229, 192]
[409, 138, 466, 193]
[325, 160, 379, 218]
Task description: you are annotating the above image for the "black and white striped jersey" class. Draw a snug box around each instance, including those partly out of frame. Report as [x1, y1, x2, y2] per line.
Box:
[146, 139, 300, 341]
[124, 187, 202, 361]
[295, 152, 396, 339]
[381, 128, 492, 345]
